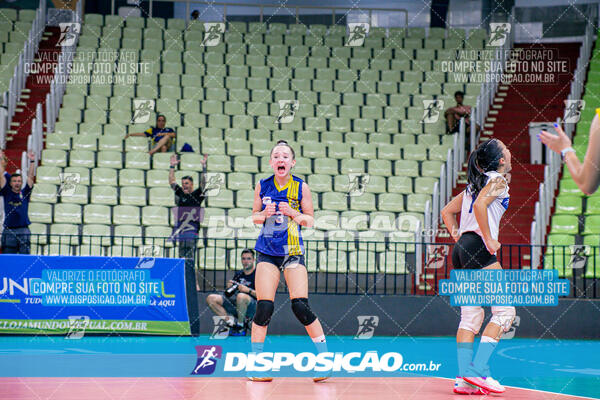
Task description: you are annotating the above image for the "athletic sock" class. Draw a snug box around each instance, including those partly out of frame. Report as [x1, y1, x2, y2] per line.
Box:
[312, 334, 327, 354]
[251, 341, 264, 354]
[472, 336, 498, 377]
[457, 342, 474, 377]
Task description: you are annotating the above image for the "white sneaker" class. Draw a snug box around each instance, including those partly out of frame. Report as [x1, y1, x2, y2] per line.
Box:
[463, 376, 505, 393]
[453, 377, 490, 395]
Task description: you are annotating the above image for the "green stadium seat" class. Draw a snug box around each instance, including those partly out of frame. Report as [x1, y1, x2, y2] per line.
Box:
[91, 186, 118, 205]
[396, 160, 419, 177]
[421, 161, 444, 177]
[84, 204, 111, 225]
[113, 205, 140, 225]
[54, 203, 82, 224]
[97, 151, 123, 169]
[81, 223, 111, 247]
[550, 215, 579, 235]
[31, 184, 57, 203]
[555, 196, 583, 215]
[69, 150, 95, 168]
[350, 193, 376, 211]
[583, 215, 600, 235]
[121, 186, 147, 206]
[142, 206, 169, 226]
[322, 192, 347, 211]
[407, 194, 430, 213]
[42, 150, 67, 167]
[50, 224, 79, 245]
[368, 160, 392, 176]
[29, 202, 52, 224]
[149, 187, 174, 206]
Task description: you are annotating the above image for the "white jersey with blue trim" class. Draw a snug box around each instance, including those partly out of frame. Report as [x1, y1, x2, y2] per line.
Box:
[459, 171, 510, 241]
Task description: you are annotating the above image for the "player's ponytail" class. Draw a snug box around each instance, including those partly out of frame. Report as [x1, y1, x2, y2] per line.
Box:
[467, 139, 503, 199]
[270, 139, 296, 160]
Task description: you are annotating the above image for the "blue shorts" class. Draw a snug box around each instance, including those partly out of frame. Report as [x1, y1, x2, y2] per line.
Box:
[221, 293, 256, 319]
[256, 251, 306, 271]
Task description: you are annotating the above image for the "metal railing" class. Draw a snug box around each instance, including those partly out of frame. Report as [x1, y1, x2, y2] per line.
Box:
[110, 0, 409, 29]
[0, 0, 46, 153]
[20, 234, 600, 298]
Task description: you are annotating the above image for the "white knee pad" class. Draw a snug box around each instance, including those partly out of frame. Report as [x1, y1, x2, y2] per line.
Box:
[490, 306, 516, 334]
[458, 306, 485, 334]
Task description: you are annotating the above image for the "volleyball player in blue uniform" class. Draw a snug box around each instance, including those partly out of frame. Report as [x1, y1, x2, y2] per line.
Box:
[249, 140, 328, 382]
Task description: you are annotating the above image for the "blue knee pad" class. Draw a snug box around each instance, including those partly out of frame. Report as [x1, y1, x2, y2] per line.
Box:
[291, 298, 317, 326]
[253, 300, 274, 327]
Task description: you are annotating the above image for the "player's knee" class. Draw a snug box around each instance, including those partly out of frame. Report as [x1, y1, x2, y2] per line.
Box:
[253, 300, 274, 327]
[291, 298, 317, 326]
[458, 306, 484, 334]
[490, 306, 516, 333]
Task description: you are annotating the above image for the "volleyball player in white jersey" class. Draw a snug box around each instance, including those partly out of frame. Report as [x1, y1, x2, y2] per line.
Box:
[441, 139, 515, 394]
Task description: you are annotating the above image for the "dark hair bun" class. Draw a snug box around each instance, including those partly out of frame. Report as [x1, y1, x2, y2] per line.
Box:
[276, 140, 288, 145]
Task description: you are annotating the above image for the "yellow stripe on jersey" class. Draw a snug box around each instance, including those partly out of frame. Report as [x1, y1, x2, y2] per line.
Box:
[286, 179, 301, 255]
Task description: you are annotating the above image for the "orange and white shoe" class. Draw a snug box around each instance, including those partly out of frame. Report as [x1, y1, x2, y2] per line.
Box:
[453, 377, 490, 395]
[463, 376, 505, 394]
[247, 377, 273, 382]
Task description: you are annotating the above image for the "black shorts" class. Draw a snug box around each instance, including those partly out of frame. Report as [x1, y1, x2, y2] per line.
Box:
[452, 232, 497, 269]
[256, 251, 306, 271]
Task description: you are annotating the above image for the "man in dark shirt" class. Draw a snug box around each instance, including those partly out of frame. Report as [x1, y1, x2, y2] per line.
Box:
[126, 114, 176, 156]
[169, 153, 207, 289]
[0, 151, 35, 254]
[206, 249, 257, 336]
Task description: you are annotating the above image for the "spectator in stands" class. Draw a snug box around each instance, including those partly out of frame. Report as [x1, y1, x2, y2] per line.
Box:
[169, 153, 207, 289]
[125, 114, 176, 156]
[206, 249, 257, 336]
[0, 151, 35, 254]
[191, 10, 200, 20]
[0, 153, 9, 235]
[445, 91, 472, 134]
[539, 118, 600, 195]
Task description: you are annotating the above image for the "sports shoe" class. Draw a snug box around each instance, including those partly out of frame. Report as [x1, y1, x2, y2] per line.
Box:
[247, 377, 273, 382]
[463, 376, 505, 394]
[453, 377, 489, 395]
[228, 324, 246, 337]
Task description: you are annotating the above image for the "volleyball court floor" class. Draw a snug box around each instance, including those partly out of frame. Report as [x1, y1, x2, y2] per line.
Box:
[1, 335, 598, 399]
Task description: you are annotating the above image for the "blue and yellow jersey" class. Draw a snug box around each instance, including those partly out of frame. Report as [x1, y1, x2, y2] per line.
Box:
[144, 127, 175, 146]
[255, 175, 304, 256]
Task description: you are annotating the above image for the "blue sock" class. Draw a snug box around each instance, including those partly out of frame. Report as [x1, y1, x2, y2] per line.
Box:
[457, 342, 473, 377]
[472, 336, 498, 377]
[312, 335, 327, 354]
[251, 341, 264, 354]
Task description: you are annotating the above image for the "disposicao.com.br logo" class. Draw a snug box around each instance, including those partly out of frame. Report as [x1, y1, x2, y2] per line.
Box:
[191, 348, 441, 376]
